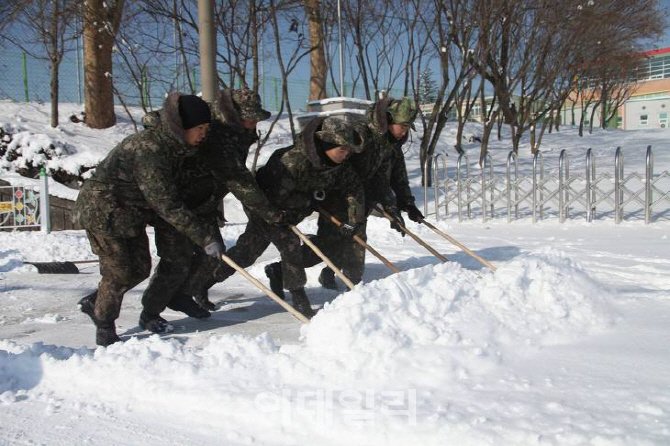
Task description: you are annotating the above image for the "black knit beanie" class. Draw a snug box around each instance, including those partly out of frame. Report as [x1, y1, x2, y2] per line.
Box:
[178, 95, 211, 130]
[315, 137, 340, 166]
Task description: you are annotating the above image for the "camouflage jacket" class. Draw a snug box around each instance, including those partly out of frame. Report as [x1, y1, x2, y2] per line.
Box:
[144, 89, 281, 224]
[355, 97, 414, 210]
[386, 136, 415, 209]
[75, 92, 216, 247]
[255, 118, 365, 225]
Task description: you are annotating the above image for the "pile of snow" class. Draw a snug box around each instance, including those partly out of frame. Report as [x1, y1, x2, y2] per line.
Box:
[0, 249, 614, 442]
[301, 249, 614, 386]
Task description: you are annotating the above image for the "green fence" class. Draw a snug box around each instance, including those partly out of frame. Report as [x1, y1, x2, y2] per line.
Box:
[0, 47, 406, 113]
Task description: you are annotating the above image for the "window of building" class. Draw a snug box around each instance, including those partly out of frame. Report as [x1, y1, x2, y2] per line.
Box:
[640, 114, 649, 125]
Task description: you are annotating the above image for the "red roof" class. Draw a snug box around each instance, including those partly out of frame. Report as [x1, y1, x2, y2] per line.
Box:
[642, 47, 670, 57]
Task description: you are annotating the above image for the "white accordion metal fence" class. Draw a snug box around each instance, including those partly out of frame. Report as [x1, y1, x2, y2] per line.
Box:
[423, 146, 670, 224]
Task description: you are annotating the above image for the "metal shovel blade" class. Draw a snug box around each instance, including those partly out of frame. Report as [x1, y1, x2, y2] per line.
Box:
[25, 261, 81, 274]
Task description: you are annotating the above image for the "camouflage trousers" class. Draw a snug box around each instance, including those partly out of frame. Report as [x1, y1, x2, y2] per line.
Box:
[182, 208, 306, 295]
[141, 218, 202, 315]
[85, 229, 152, 325]
[301, 195, 367, 284]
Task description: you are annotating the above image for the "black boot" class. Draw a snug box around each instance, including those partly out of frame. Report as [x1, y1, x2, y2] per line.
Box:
[96, 324, 121, 347]
[78, 290, 98, 325]
[318, 268, 339, 290]
[167, 294, 211, 319]
[264, 262, 286, 300]
[139, 310, 174, 334]
[194, 289, 216, 311]
[289, 288, 316, 319]
[79, 291, 122, 346]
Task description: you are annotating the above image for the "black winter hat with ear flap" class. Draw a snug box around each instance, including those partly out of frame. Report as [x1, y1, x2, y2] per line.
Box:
[178, 95, 211, 130]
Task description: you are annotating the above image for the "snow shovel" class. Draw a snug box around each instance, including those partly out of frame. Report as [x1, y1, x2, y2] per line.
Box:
[288, 224, 357, 290]
[25, 259, 99, 274]
[218, 253, 310, 324]
[375, 205, 449, 263]
[318, 208, 401, 274]
[418, 218, 497, 272]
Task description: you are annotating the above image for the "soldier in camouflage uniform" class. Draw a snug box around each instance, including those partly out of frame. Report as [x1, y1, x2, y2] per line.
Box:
[75, 93, 223, 346]
[275, 96, 423, 290]
[140, 88, 285, 317]
[184, 116, 366, 318]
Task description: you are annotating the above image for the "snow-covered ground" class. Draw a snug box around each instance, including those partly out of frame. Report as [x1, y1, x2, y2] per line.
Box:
[1, 100, 669, 445]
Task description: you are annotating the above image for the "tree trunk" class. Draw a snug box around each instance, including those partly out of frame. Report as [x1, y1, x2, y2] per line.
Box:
[83, 0, 122, 129]
[50, 59, 60, 128]
[49, 1, 60, 128]
[304, 0, 327, 100]
[250, 0, 259, 93]
[589, 104, 598, 134]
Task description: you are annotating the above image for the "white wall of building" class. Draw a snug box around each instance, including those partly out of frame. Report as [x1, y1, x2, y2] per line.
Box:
[623, 96, 670, 130]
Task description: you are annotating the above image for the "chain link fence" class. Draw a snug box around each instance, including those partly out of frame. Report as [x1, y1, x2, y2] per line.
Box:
[0, 46, 405, 113]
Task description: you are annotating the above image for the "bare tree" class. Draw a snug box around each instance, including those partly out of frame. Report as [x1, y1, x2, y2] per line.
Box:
[0, 0, 81, 127]
[417, 0, 473, 183]
[304, 0, 328, 99]
[83, 0, 125, 129]
[591, 53, 645, 132]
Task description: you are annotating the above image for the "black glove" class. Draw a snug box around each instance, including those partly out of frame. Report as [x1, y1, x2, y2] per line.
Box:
[403, 204, 424, 223]
[270, 209, 301, 226]
[269, 210, 289, 226]
[204, 240, 225, 259]
[387, 207, 406, 237]
[338, 222, 361, 238]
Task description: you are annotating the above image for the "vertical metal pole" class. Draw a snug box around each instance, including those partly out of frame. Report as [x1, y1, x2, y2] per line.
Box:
[433, 155, 440, 219]
[614, 146, 623, 224]
[645, 145, 653, 224]
[22, 52, 29, 102]
[464, 154, 471, 218]
[441, 155, 449, 216]
[198, 0, 217, 102]
[585, 148, 593, 222]
[431, 154, 448, 219]
[39, 168, 51, 234]
[532, 152, 539, 223]
[481, 155, 487, 222]
[337, 0, 345, 96]
[481, 154, 493, 222]
[538, 152, 544, 220]
[506, 151, 514, 223]
[76, 16, 83, 104]
[487, 154, 494, 219]
[558, 149, 567, 223]
[423, 156, 430, 218]
[456, 154, 464, 222]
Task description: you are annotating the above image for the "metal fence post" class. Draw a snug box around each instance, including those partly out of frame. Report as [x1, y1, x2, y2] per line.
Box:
[433, 154, 448, 219]
[22, 52, 30, 102]
[481, 153, 494, 222]
[586, 148, 595, 222]
[456, 153, 469, 222]
[558, 149, 569, 223]
[423, 155, 430, 218]
[645, 145, 653, 224]
[39, 168, 51, 234]
[506, 151, 518, 223]
[614, 146, 623, 224]
[532, 151, 544, 223]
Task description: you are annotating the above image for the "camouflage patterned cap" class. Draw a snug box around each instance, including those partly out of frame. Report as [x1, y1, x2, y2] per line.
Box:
[387, 97, 418, 130]
[231, 88, 271, 121]
[314, 117, 365, 153]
